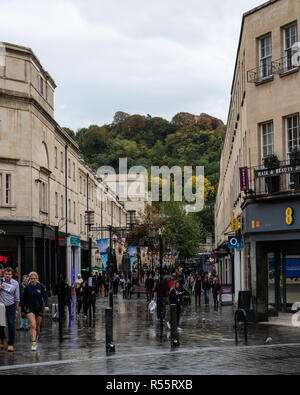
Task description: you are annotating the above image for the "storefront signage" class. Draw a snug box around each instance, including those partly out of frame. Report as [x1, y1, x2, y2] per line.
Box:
[255, 165, 300, 178]
[217, 246, 229, 257]
[239, 167, 249, 191]
[0, 255, 8, 264]
[220, 285, 233, 305]
[244, 200, 300, 233]
[70, 237, 81, 247]
[228, 236, 243, 249]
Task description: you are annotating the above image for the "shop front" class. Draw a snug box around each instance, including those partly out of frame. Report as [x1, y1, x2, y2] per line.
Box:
[243, 198, 300, 321]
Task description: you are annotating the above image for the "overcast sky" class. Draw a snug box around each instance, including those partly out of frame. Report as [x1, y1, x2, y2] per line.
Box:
[0, 0, 263, 131]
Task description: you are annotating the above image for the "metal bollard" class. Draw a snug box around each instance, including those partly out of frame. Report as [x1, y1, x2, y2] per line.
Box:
[170, 304, 179, 347]
[105, 307, 115, 353]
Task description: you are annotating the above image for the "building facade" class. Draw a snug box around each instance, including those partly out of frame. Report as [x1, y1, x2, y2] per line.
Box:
[0, 43, 127, 289]
[215, 0, 300, 320]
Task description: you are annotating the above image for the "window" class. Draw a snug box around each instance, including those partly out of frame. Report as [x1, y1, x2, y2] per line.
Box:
[73, 201, 76, 224]
[54, 147, 58, 168]
[286, 115, 300, 155]
[68, 159, 71, 178]
[5, 174, 11, 205]
[0, 174, 2, 206]
[40, 76, 44, 97]
[68, 199, 71, 222]
[83, 179, 86, 197]
[61, 195, 64, 218]
[39, 181, 47, 213]
[60, 152, 64, 173]
[259, 34, 272, 79]
[261, 121, 274, 159]
[73, 163, 75, 181]
[55, 192, 58, 218]
[80, 214, 83, 233]
[80, 176, 82, 194]
[284, 24, 298, 72]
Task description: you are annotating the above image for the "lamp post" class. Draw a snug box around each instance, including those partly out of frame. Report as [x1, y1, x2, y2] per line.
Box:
[84, 210, 95, 328]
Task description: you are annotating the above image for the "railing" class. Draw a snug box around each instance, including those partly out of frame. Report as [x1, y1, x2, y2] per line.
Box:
[272, 54, 300, 75]
[248, 54, 300, 84]
[247, 160, 300, 197]
[247, 64, 273, 84]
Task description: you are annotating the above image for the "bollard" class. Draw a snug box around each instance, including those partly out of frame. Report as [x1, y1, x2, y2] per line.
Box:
[170, 304, 179, 347]
[109, 290, 113, 310]
[105, 307, 115, 353]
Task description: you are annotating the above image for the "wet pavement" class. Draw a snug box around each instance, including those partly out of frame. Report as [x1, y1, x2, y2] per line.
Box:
[0, 293, 300, 375]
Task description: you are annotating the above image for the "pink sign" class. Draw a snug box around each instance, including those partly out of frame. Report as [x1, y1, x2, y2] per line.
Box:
[221, 286, 232, 295]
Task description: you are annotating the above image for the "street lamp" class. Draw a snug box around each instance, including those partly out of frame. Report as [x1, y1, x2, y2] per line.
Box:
[127, 210, 137, 231]
[85, 211, 95, 277]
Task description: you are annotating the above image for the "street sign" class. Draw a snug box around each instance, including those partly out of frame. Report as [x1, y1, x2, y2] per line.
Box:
[228, 236, 243, 249]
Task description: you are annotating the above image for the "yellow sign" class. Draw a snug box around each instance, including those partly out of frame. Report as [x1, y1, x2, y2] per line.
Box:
[231, 217, 239, 232]
[286, 207, 294, 226]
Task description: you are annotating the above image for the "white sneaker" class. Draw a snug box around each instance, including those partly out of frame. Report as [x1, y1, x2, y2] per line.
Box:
[31, 342, 38, 351]
[177, 327, 184, 332]
[166, 321, 171, 329]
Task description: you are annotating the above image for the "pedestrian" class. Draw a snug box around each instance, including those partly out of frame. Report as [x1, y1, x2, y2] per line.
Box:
[76, 282, 84, 317]
[113, 273, 119, 295]
[145, 274, 154, 302]
[188, 273, 194, 296]
[82, 282, 90, 319]
[126, 278, 133, 299]
[62, 280, 72, 319]
[21, 272, 49, 351]
[153, 275, 169, 321]
[202, 274, 211, 306]
[211, 276, 221, 307]
[168, 280, 184, 331]
[73, 274, 83, 291]
[0, 267, 20, 352]
[18, 275, 30, 331]
[104, 274, 109, 297]
[194, 275, 202, 306]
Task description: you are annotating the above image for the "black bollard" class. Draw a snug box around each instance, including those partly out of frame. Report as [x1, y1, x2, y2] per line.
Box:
[109, 290, 113, 310]
[170, 304, 179, 347]
[105, 307, 115, 353]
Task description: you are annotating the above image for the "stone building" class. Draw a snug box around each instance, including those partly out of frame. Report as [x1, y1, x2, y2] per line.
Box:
[0, 42, 127, 288]
[215, 0, 300, 320]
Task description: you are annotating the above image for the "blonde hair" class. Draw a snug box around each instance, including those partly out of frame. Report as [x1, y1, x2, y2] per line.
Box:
[28, 272, 39, 281]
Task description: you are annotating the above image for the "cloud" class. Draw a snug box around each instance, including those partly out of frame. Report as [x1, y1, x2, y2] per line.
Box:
[0, 0, 263, 130]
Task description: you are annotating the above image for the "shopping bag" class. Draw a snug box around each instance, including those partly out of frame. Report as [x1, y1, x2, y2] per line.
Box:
[148, 300, 157, 314]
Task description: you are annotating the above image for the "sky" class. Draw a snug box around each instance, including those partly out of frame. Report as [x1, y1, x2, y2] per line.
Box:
[0, 0, 263, 131]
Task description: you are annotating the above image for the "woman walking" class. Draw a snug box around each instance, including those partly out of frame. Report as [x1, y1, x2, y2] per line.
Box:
[21, 272, 49, 351]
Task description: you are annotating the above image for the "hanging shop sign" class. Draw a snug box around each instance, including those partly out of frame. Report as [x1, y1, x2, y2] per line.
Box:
[228, 236, 243, 250]
[239, 167, 249, 191]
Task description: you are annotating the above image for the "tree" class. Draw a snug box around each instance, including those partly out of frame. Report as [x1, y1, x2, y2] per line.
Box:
[112, 111, 130, 125]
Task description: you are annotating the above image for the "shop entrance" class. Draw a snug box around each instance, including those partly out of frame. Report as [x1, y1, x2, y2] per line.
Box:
[267, 245, 300, 315]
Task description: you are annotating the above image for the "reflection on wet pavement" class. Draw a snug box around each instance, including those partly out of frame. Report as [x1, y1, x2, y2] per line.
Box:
[0, 294, 300, 374]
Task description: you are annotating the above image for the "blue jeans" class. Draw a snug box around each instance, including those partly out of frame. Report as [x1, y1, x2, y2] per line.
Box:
[157, 297, 167, 320]
[0, 305, 16, 346]
[204, 290, 209, 305]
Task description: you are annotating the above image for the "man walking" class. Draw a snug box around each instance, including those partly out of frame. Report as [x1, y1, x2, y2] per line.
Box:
[153, 275, 169, 321]
[0, 267, 20, 352]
